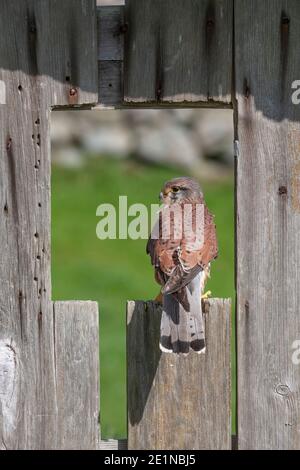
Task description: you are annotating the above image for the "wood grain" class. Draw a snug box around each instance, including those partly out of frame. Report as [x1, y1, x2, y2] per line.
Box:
[0, 0, 98, 449]
[235, 0, 300, 449]
[127, 298, 231, 450]
[97, 6, 124, 108]
[53, 301, 100, 450]
[124, 0, 232, 105]
[99, 439, 127, 450]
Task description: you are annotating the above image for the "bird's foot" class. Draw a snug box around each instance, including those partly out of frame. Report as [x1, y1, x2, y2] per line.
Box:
[154, 292, 163, 304]
[201, 290, 212, 300]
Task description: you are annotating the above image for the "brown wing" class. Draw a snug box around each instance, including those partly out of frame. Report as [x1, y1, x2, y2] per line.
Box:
[180, 205, 218, 271]
[146, 208, 181, 285]
[152, 204, 218, 295]
[146, 231, 164, 287]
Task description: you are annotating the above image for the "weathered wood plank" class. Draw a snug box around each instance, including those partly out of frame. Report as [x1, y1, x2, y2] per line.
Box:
[0, 0, 98, 449]
[235, 0, 300, 449]
[99, 439, 127, 450]
[127, 298, 231, 450]
[98, 60, 124, 108]
[96, 3, 234, 109]
[124, 0, 233, 105]
[98, 6, 124, 61]
[0, 0, 98, 109]
[97, 6, 124, 108]
[53, 301, 100, 450]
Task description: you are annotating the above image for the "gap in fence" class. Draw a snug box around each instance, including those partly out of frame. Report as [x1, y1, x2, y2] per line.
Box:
[50, 107, 235, 439]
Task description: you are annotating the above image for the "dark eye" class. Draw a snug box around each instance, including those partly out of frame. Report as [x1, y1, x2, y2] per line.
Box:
[172, 187, 180, 193]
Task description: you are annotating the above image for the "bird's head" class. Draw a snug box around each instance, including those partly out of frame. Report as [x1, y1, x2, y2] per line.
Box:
[159, 177, 203, 205]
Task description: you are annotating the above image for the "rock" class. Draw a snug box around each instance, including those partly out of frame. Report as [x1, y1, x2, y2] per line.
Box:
[135, 124, 202, 169]
[194, 109, 234, 164]
[52, 147, 84, 168]
[82, 126, 133, 157]
[172, 109, 196, 126]
[51, 107, 234, 169]
[124, 109, 166, 125]
[50, 112, 76, 146]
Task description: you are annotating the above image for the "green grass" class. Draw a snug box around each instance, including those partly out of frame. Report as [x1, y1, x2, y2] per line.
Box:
[52, 157, 235, 438]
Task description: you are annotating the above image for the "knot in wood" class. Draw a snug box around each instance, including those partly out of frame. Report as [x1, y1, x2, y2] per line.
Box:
[275, 384, 291, 396]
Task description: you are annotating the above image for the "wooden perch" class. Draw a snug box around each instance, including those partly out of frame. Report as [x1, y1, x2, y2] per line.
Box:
[127, 298, 231, 450]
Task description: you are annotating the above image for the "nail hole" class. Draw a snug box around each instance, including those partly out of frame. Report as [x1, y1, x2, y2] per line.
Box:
[18, 85, 23, 92]
[4, 203, 8, 213]
[278, 186, 287, 195]
[206, 19, 214, 28]
[34, 232, 39, 238]
[281, 16, 290, 25]
[66, 76, 71, 82]
[38, 202, 42, 208]
[35, 118, 40, 125]
[69, 87, 77, 96]
[243, 78, 251, 98]
[119, 23, 128, 34]
[36, 255, 41, 260]
[34, 277, 38, 282]
[29, 20, 37, 34]
[108, 83, 112, 88]
[6, 138, 12, 151]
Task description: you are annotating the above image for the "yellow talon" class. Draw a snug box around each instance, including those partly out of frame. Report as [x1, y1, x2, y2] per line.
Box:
[201, 290, 212, 300]
[155, 290, 211, 303]
[154, 292, 163, 304]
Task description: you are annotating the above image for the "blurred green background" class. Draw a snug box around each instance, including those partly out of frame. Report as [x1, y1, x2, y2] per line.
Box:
[52, 155, 234, 439]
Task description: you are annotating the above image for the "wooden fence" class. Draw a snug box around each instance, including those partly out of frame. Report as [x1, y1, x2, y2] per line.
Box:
[0, 0, 300, 450]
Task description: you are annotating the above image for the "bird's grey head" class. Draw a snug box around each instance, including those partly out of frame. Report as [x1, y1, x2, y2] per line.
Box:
[160, 177, 203, 205]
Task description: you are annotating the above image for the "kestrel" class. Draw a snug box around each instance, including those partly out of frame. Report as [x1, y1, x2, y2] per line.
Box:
[147, 177, 218, 354]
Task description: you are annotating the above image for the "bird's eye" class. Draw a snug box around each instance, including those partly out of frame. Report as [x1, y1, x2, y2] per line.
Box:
[172, 187, 180, 193]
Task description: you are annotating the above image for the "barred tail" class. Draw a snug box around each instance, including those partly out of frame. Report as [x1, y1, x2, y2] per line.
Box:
[159, 273, 205, 354]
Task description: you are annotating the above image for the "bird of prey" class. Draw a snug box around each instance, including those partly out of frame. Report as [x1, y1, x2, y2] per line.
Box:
[146, 177, 218, 354]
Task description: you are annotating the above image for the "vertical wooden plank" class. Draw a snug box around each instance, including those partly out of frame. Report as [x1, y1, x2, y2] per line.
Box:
[0, 0, 98, 449]
[124, 0, 232, 105]
[53, 302, 100, 450]
[235, 0, 300, 449]
[127, 299, 231, 450]
[97, 6, 124, 108]
[99, 439, 127, 449]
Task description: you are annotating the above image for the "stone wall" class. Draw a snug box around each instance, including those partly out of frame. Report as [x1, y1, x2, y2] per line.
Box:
[51, 108, 233, 176]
